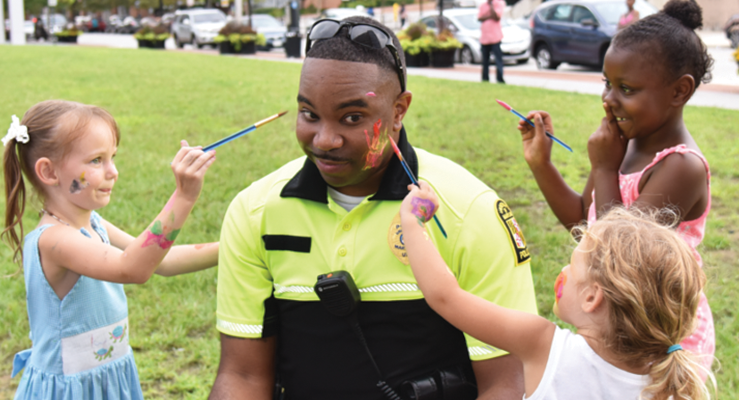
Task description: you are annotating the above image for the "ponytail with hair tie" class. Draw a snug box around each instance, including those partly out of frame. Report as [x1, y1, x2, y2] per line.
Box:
[2, 115, 30, 147]
[2, 115, 29, 265]
[667, 344, 683, 354]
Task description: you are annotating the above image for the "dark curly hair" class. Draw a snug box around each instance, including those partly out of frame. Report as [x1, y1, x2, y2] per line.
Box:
[306, 16, 406, 90]
[612, 0, 713, 89]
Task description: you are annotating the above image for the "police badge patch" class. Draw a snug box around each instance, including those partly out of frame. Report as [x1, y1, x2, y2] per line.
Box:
[495, 200, 531, 266]
[387, 213, 410, 265]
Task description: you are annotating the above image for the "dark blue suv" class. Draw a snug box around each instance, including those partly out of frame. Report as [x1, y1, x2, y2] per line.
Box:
[530, 0, 657, 70]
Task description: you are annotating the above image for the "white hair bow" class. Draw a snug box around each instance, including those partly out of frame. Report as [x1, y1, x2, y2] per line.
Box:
[2, 115, 29, 147]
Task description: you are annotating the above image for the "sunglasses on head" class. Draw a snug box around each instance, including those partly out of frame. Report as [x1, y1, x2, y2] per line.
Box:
[306, 19, 406, 94]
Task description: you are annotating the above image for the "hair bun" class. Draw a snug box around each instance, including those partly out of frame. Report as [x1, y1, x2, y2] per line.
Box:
[663, 0, 703, 30]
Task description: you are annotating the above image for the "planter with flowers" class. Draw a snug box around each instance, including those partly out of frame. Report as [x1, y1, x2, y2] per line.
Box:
[429, 30, 463, 68]
[134, 25, 170, 49]
[214, 22, 266, 55]
[55, 28, 81, 43]
[398, 23, 433, 67]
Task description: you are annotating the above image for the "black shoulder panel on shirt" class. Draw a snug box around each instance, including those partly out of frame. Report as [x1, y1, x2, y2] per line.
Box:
[262, 235, 312, 253]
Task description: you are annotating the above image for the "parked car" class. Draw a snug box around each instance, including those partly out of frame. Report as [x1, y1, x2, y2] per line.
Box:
[419, 9, 531, 65]
[725, 13, 739, 49]
[172, 8, 227, 48]
[40, 13, 68, 35]
[249, 14, 287, 49]
[530, 0, 657, 70]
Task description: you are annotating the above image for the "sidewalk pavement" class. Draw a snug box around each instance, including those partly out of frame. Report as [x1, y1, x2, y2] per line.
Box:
[73, 33, 739, 111]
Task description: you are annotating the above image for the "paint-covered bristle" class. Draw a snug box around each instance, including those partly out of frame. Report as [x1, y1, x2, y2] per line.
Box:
[388, 136, 403, 160]
[277, 110, 288, 118]
[496, 99, 512, 111]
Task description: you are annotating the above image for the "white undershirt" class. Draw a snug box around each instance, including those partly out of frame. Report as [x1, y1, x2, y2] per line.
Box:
[327, 187, 367, 212]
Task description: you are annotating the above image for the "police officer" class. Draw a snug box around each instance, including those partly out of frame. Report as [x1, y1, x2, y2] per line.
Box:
[209, 17, 537, 400]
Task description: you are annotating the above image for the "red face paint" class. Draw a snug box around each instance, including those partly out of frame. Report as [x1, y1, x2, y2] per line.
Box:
[363, 119, 388, 170]
[366, 92, 376, 97]
[554, 270, 567, 304]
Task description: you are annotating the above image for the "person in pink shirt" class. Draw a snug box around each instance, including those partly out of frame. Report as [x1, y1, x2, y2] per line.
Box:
[478, 0, 506, 83]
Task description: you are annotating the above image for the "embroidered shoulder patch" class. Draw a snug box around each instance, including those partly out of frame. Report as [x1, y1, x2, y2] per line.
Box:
[495, 200, 531, 266]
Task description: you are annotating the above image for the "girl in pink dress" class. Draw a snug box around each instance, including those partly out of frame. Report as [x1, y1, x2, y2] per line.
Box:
[517, 0, 715, 372]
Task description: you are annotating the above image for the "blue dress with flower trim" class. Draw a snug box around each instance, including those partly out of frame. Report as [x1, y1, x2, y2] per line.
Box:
[12, 211, 144, 400]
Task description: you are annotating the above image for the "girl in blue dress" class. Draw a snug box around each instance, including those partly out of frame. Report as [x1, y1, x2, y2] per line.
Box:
[2, 100, 219, 400]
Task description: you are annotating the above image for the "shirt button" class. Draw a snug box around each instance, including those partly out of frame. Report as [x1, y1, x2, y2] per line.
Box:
[338, 247, 347, 256]
[343, 222, 352, 231]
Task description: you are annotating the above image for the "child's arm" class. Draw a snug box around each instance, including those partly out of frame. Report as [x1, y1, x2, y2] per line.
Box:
[155, 242, 219, 276]
[39, 143, 216, 285]
[518, 111, 593, 229]
[106, 223, 218, 276]
[629, 152, 708, 222]
[399, 183, 555, 368]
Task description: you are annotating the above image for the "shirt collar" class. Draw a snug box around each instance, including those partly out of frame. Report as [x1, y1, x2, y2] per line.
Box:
[280, 126, 418, 203]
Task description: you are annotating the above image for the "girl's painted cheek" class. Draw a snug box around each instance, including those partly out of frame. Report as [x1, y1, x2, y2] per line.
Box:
[553, 271, 567, 304]
[69, 171, 91, 194]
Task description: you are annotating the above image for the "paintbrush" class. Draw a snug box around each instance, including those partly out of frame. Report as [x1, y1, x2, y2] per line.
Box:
[496, 100, 572, 152]
[388, 136, 448, 239]
[202, 111, 288, 152]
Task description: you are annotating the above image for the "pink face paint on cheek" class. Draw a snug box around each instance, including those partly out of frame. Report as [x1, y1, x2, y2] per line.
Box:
[366, 92, 376, 97]
[554, 271, 567, 304]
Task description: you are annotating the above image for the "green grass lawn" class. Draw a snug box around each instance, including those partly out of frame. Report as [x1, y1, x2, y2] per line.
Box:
[0, 46, 736, 399]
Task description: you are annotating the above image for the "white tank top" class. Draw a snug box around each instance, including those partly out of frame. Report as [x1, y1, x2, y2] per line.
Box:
[526, 327, 650, 400]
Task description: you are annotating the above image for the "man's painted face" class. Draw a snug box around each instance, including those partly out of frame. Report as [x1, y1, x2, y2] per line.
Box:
[296, 58, 400, 197]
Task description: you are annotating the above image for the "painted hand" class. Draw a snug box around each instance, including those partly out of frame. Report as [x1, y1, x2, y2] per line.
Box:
[587, 103, 626, 172]
[519, 110, 554, 168]
[170, 140, 217, 203]
[401, 181, 440, 227]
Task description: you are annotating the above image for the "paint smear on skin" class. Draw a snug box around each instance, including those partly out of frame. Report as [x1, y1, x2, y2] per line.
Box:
[554, 270, 567, 304]
[362, 119, 389, 170]
[163, 191, 177, 212]
[366, 92, 376, 97]
[142, 220, 178, 249]
[411, 196, 436, 227]
[194, 242, 216, 250]
[69, 172, 90, 194]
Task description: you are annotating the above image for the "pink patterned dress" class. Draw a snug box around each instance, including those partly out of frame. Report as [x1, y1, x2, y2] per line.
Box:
[587, 144, 715, 370]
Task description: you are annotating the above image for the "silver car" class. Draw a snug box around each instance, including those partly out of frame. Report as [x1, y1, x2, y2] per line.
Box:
[420, 8, 531, 65]
[173, 8, 227, 48]
[250, 14, 287, 49]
